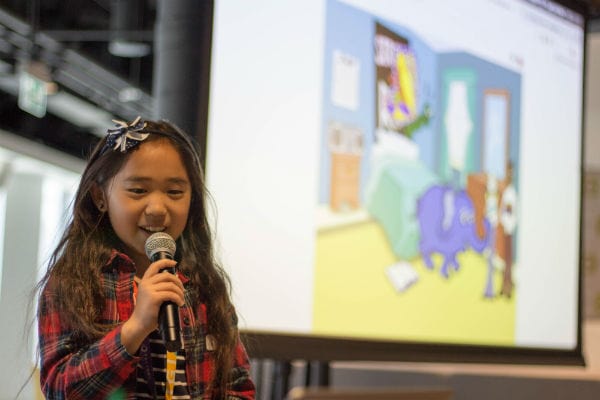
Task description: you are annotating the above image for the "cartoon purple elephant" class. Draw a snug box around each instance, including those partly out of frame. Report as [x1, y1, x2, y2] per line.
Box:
[417, 185, 492, 280]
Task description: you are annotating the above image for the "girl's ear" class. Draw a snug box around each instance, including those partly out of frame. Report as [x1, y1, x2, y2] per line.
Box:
[91, 183, 107, 212]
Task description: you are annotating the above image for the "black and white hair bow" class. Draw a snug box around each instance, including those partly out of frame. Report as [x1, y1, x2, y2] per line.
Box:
[104, 116, 150, 153]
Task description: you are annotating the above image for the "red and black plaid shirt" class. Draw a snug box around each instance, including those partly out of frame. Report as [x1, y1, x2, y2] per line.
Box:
[38, 250, 255, 399]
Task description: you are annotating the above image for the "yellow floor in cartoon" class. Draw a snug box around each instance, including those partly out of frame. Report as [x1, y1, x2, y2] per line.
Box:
[313, 218, 516, 346]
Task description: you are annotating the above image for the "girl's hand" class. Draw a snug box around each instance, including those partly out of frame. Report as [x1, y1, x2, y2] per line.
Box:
[121, 259, 185, 354]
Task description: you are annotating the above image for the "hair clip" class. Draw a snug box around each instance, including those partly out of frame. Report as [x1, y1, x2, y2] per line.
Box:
[104, 116, 150, 153]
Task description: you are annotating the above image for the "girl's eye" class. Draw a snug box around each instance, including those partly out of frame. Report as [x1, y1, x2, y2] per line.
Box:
[128, 188, 146, 194]
[168, 189, 184, 197]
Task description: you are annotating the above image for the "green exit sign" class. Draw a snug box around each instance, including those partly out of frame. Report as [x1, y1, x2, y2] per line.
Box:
[18, 70, 47, 118]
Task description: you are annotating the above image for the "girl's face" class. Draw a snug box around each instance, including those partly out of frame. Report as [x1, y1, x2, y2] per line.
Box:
[100, 139, 191, 271]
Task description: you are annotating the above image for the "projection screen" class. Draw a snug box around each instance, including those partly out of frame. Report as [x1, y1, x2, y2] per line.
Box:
[206, 0, 586, 364]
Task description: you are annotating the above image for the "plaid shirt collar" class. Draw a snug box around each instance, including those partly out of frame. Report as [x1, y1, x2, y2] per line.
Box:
[101, 249, 190, 284]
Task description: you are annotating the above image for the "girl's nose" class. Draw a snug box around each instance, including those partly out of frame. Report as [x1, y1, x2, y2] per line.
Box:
[144, 195, 168, 217]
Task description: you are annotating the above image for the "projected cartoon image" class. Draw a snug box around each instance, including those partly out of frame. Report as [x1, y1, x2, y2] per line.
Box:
[375, 23, 431, 137]
[417, 185, 492, 279]
[315, 0, 521, 345]
[328, 122, 363, 212]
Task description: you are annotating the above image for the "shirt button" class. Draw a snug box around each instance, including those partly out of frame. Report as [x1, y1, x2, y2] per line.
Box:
[183, 316, 191, 325]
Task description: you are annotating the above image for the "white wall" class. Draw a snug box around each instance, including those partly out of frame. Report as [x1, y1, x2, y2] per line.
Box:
[0, 130, 82, 400]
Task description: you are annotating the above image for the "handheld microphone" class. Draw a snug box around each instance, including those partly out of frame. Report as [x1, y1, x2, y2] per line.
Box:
[144, 232, 182, 352]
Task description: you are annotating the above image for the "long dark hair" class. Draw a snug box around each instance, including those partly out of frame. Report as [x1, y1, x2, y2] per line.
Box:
[37, 119, 237, 397]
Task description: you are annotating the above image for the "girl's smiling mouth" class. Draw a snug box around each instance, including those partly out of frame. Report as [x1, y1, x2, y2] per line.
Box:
[141, 226, 166, 233]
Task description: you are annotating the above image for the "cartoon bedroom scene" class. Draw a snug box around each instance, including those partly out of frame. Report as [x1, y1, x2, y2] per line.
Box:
[314, 0, 522, 346]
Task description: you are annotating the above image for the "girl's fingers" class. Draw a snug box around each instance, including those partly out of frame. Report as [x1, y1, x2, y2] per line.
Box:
[141, 259, 184, 291]
[143, 281, 185, 305]
[147, 271, 184, 292]
[143, 259, 178, 277]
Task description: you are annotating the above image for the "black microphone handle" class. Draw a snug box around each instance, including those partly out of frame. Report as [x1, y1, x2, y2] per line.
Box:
[151, 251, 182, 352]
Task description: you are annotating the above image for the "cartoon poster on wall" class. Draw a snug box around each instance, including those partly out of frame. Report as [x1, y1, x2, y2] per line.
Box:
[315, 0, 522, 346]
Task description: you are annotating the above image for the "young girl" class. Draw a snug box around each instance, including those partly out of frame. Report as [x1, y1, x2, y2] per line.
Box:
[36, 117, 255, 399]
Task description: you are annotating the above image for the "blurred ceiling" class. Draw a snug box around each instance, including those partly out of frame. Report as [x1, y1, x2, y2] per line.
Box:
[0, 0, 598, 159]
[0, 0, 157, 157]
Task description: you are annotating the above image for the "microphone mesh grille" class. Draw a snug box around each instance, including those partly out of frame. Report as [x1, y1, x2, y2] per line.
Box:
[144, 232, 176, 259]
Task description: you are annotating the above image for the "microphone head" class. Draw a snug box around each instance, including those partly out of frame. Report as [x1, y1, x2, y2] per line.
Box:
[145, 232, 176, 260]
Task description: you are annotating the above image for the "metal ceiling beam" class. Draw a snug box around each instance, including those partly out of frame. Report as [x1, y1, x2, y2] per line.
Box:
[37, 29, 153, 42]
